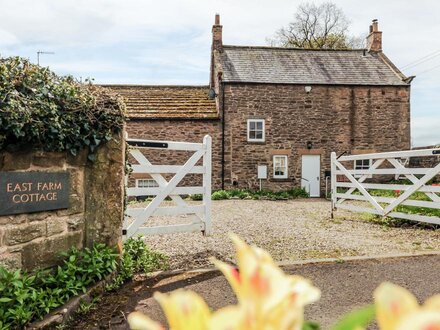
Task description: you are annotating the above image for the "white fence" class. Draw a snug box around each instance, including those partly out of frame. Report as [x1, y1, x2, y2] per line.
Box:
[331, 148, 440, 224]
[123, 135, 212, 238]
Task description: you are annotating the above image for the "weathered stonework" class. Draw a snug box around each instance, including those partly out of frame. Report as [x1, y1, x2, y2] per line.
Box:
[221, 84, 411, 192]
[84, 133, 125, 248]
[126, 84, 410, 194]
[126, 120, 222, 188]
[115, 16, 412, 197]
[0, 132, 125, 271]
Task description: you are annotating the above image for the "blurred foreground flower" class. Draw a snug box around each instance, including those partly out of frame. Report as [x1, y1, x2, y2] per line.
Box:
[127, 236, 440, 330]
[128, 234, 320, 330]
[212, 234, 320, 329]
[374, 282, 440, 330]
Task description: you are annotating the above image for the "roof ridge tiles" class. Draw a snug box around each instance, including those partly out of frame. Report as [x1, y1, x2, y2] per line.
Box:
[100, 84, 210, 88]
[222, 45, 366, 52]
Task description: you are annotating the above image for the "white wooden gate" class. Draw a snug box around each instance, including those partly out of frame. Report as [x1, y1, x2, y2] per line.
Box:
[331, 148, 440, 224]
[123, 135, 212, 238]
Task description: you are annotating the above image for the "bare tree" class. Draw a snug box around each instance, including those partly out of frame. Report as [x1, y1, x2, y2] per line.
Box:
[268, 2, 364, 49]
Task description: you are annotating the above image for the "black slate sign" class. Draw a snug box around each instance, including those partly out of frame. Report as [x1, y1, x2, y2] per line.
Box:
[0, 172, 70, 216]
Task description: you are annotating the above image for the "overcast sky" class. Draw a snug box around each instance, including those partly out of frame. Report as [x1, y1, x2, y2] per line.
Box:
[0, 0, 439, 147]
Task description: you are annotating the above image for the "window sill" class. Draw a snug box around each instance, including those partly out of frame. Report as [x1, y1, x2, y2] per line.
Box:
[247, 141, 266, 144]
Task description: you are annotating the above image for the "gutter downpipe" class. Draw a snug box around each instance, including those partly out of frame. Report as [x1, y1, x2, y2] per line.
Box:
[221, 81, 225, 190]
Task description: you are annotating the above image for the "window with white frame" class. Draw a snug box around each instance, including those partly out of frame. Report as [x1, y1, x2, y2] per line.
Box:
[273, 155, 288, 179]
[136, 179, 159, 188]
[247, 119, 265, 142]
[354, 159, 372, 178]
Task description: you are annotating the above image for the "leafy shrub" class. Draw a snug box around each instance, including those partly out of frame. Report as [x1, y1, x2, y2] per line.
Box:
[187, 188, 309, 202]
[0, 244, 117, 329]
[210, 188, 309, 201]
[287, 187, 310, 198]
[227, 189, 252, 199]
[190, 194, 203, 201]
[107, 237, 168, 290]
[212, 190, 231, 200]
[0, 57, 125, 159]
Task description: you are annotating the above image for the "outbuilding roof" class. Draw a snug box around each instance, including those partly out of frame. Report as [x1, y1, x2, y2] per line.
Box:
[102, 85, 218, 119]
[217, 46, 409, 86]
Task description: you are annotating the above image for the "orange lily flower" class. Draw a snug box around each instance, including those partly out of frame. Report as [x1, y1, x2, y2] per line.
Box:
[374, 282, 440, 330]
[128, 234, 320, 330]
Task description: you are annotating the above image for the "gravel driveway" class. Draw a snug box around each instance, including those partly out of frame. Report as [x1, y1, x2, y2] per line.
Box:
[133, 199, 440, 269]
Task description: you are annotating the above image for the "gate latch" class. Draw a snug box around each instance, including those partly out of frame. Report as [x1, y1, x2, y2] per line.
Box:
[127, 140, 168, 148]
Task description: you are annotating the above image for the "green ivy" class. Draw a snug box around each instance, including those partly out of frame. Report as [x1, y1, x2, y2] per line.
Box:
[0, 57, 125, 159]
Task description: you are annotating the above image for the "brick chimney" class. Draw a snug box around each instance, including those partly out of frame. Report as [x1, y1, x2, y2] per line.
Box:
[212, 14, 223, 52]
[366, 19, 382, 52]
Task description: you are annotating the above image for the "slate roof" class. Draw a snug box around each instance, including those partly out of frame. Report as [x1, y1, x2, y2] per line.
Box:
[218, 46, 408, 86]
[103, 85, 218, 119]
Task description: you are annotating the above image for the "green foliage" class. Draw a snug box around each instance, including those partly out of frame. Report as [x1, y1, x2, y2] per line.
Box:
[208, 188, 309, 201]
[303, 321, 321, 330]
[190, 194, 203, 201]
[352, 187, 440, 227]
[77, 297, 100, 315]
[212, 190, 231, 200]
[269, 2, 362, 49]
[107, 237, 168, 291]
[331, 304, 375, 330]
[0, 244, 117, 329]
[0, 57, 125, 158]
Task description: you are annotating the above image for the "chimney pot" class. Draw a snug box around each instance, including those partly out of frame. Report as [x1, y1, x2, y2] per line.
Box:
[366, 19, 382, 52]
[212, 14, 223, 52]
[372, 19, 379, 32]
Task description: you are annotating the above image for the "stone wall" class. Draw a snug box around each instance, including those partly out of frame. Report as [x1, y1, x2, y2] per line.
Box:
[222, 83, 410, 192]
[0, 133, 125, 271]
[125, 84, 411, 195]
[126, 119, 222, 189]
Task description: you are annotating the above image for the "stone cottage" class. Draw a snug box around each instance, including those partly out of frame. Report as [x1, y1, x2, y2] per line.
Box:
[107, 15, 412, 196]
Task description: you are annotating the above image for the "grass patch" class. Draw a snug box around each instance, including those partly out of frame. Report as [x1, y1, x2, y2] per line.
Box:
[339, 178, 440, 226]
[371, 189, 440, 220]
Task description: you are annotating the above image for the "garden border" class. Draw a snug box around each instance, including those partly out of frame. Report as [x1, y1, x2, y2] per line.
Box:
[27, 272, 117, 329]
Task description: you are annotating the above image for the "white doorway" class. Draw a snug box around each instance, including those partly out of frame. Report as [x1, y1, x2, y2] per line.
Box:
[301, 155, 321, 197]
